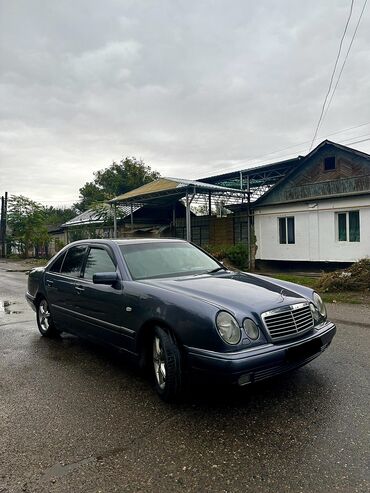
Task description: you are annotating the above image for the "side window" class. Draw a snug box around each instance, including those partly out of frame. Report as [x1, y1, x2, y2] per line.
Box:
[337, 211, 360, 242]
[60, 246, 87, 277]
[279, 217, 295, 244]
[83, 248, 116, 280]
[49, 252, 66, 273]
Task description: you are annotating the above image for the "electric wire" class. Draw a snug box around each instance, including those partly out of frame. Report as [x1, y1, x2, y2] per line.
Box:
[309, 0, 355, 151]
[323, 0, 368, 120]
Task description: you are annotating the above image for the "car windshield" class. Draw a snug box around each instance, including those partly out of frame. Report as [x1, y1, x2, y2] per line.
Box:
[119, 242, 221, 280]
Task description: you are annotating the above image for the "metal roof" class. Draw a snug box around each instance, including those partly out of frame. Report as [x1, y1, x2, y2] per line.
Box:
[62, 205, 141, 228]
[109, 177, 247, 204]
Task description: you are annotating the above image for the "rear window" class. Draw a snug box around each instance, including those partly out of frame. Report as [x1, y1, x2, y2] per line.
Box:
[60, 246, 87, 277]
[48, 252, 66, 273]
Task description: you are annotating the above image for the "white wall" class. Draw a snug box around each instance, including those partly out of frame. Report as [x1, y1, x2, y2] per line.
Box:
[254, 195, 370, 262]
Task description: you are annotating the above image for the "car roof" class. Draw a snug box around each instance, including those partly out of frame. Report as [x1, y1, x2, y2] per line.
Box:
[67, 238, 187, 246]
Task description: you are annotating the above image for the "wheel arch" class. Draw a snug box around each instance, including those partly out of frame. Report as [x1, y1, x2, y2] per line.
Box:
[136, 318, 182, 370]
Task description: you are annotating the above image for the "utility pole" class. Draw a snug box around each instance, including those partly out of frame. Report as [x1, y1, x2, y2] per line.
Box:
[0, 192, 7, 258]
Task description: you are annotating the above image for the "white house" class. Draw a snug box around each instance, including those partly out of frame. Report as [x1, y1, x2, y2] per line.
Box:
[253, 141, 370, 264]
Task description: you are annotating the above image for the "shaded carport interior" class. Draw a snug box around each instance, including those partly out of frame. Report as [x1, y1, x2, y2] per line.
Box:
[109, 177, 247, 242]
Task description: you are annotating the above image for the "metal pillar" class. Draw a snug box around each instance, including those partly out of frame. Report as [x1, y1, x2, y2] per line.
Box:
[186, 190, 191, 241]
[185, 188, 195, 242]
[113, 204, 117, 239]
[246, 175, 252, 270]
[172, 203, 176, 237]
[208, 191, 212, 216]
[130, 202, 134, 230]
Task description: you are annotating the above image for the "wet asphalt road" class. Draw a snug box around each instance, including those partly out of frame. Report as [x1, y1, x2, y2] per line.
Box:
[0, 264, 369, 493]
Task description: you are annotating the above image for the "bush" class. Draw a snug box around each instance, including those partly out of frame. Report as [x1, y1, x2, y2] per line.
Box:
[316, 258, 370, 292]
[204, 243, 248, 270]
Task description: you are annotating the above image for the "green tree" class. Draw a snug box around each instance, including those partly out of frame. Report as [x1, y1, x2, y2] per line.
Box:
[75, 157, 160, 212]
[7, 195, 50, 258]
[44, 206, 77, 228]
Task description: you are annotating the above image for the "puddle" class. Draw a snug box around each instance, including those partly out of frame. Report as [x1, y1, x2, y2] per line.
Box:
[0, 301, 23, 315]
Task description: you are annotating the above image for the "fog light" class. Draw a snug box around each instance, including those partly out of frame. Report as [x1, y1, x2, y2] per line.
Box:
[238, 374, 252, 386]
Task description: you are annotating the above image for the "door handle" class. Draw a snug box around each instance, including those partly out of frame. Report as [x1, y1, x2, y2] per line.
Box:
[75, 284, 85, 293]
[46, 280, 54, 287]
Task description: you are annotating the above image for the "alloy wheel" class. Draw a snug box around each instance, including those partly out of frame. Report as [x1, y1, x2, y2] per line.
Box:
[153, 335, 166, 390]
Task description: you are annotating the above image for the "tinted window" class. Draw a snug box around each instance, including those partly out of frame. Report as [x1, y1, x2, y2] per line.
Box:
[120, 242, 220, 280]
[83, 248, 116, 280]
[60, 246, 86, 277]
[49, 252, 66, 273]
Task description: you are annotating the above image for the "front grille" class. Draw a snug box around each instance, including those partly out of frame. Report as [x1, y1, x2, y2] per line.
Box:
[261, 302, 314, 341]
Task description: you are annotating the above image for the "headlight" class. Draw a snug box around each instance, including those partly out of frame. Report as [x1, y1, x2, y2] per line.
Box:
[243, 318, 260, 340]
[313, 292, 327, 318]
[216, 311, 241, 345]
[310, 302, 320, 323]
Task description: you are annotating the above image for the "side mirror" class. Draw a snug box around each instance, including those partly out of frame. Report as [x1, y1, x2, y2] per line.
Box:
[93, 272, 119, 285]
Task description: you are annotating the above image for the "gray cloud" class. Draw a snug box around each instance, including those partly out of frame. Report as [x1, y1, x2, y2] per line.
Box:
[0, 0, 369, 204]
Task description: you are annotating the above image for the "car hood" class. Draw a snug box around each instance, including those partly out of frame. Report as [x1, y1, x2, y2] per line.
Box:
[141, 271, 310, 315]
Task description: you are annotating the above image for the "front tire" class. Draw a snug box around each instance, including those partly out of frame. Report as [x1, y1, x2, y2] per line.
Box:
[36, 298, 58, 337]
[152, 327, 183, 402]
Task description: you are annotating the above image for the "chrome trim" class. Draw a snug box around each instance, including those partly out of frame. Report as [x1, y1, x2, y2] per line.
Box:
[262, 302, 308, 318]
[261, 302, 314, 342]
[51, 304, 135, 336]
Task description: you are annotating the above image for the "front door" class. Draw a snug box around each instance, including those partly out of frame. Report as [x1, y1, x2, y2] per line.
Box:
[75, 245, 135, 353]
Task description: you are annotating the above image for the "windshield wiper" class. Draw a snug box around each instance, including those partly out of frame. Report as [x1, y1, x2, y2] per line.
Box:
[207, 266, 227, 274]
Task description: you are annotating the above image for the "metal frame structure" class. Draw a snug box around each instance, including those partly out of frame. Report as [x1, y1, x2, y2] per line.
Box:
[200, 156, 304, 202]
[109, 177, 247, 242]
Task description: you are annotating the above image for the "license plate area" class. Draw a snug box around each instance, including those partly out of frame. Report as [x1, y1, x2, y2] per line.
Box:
[286, 338, 322, 362]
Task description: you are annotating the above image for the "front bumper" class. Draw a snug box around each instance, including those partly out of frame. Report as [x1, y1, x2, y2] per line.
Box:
[185, 321, 336, 385]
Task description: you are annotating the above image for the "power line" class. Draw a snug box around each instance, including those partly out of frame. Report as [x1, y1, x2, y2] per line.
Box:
[235, 120, 370, 167]
[201, 121, 370, 176]
[309, 0, 355, 151]
[323, 0, 368, 120]
[202, 131, 370, 178]
[345, 137, 370, 145]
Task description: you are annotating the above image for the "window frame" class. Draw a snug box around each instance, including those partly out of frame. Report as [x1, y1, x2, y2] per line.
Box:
[278, 216, 295, 245]
[336, 210, 360, 243]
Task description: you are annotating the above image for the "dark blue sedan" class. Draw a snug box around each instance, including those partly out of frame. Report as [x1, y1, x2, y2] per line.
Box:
[26, 239, 336, 401]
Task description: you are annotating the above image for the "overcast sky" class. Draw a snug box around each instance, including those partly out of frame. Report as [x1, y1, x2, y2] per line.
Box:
[1, 0, 369, 205]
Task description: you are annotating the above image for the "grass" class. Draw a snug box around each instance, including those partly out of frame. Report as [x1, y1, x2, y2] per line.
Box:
[268, 273, 369, 305]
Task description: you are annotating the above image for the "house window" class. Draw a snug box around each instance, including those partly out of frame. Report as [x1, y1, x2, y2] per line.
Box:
[324, 156, 336, 171]
[337, 211, 360, 242]
[279, 217, 295, 244]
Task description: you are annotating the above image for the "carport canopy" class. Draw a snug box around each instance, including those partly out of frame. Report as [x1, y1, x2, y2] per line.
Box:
[108, 177, 248, 241]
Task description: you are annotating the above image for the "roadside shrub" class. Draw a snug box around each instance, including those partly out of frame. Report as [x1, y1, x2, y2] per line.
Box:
[204, 243, 248, 271]
[316, 258, 370, 292]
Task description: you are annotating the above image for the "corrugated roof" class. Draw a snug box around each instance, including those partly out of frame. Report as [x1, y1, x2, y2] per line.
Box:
[62, 205, 141, 228]
[109, 177, 246, 203]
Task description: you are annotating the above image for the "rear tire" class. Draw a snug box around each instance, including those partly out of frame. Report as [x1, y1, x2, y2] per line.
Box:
[152, 326, 183, 402]
[36, 298, 58, 337]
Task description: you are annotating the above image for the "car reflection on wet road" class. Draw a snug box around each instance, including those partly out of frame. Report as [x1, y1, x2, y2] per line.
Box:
[0, 263, 369, 493]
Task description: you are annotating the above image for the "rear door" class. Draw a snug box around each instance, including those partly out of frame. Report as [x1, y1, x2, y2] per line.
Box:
[45, 244, 88, 334]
